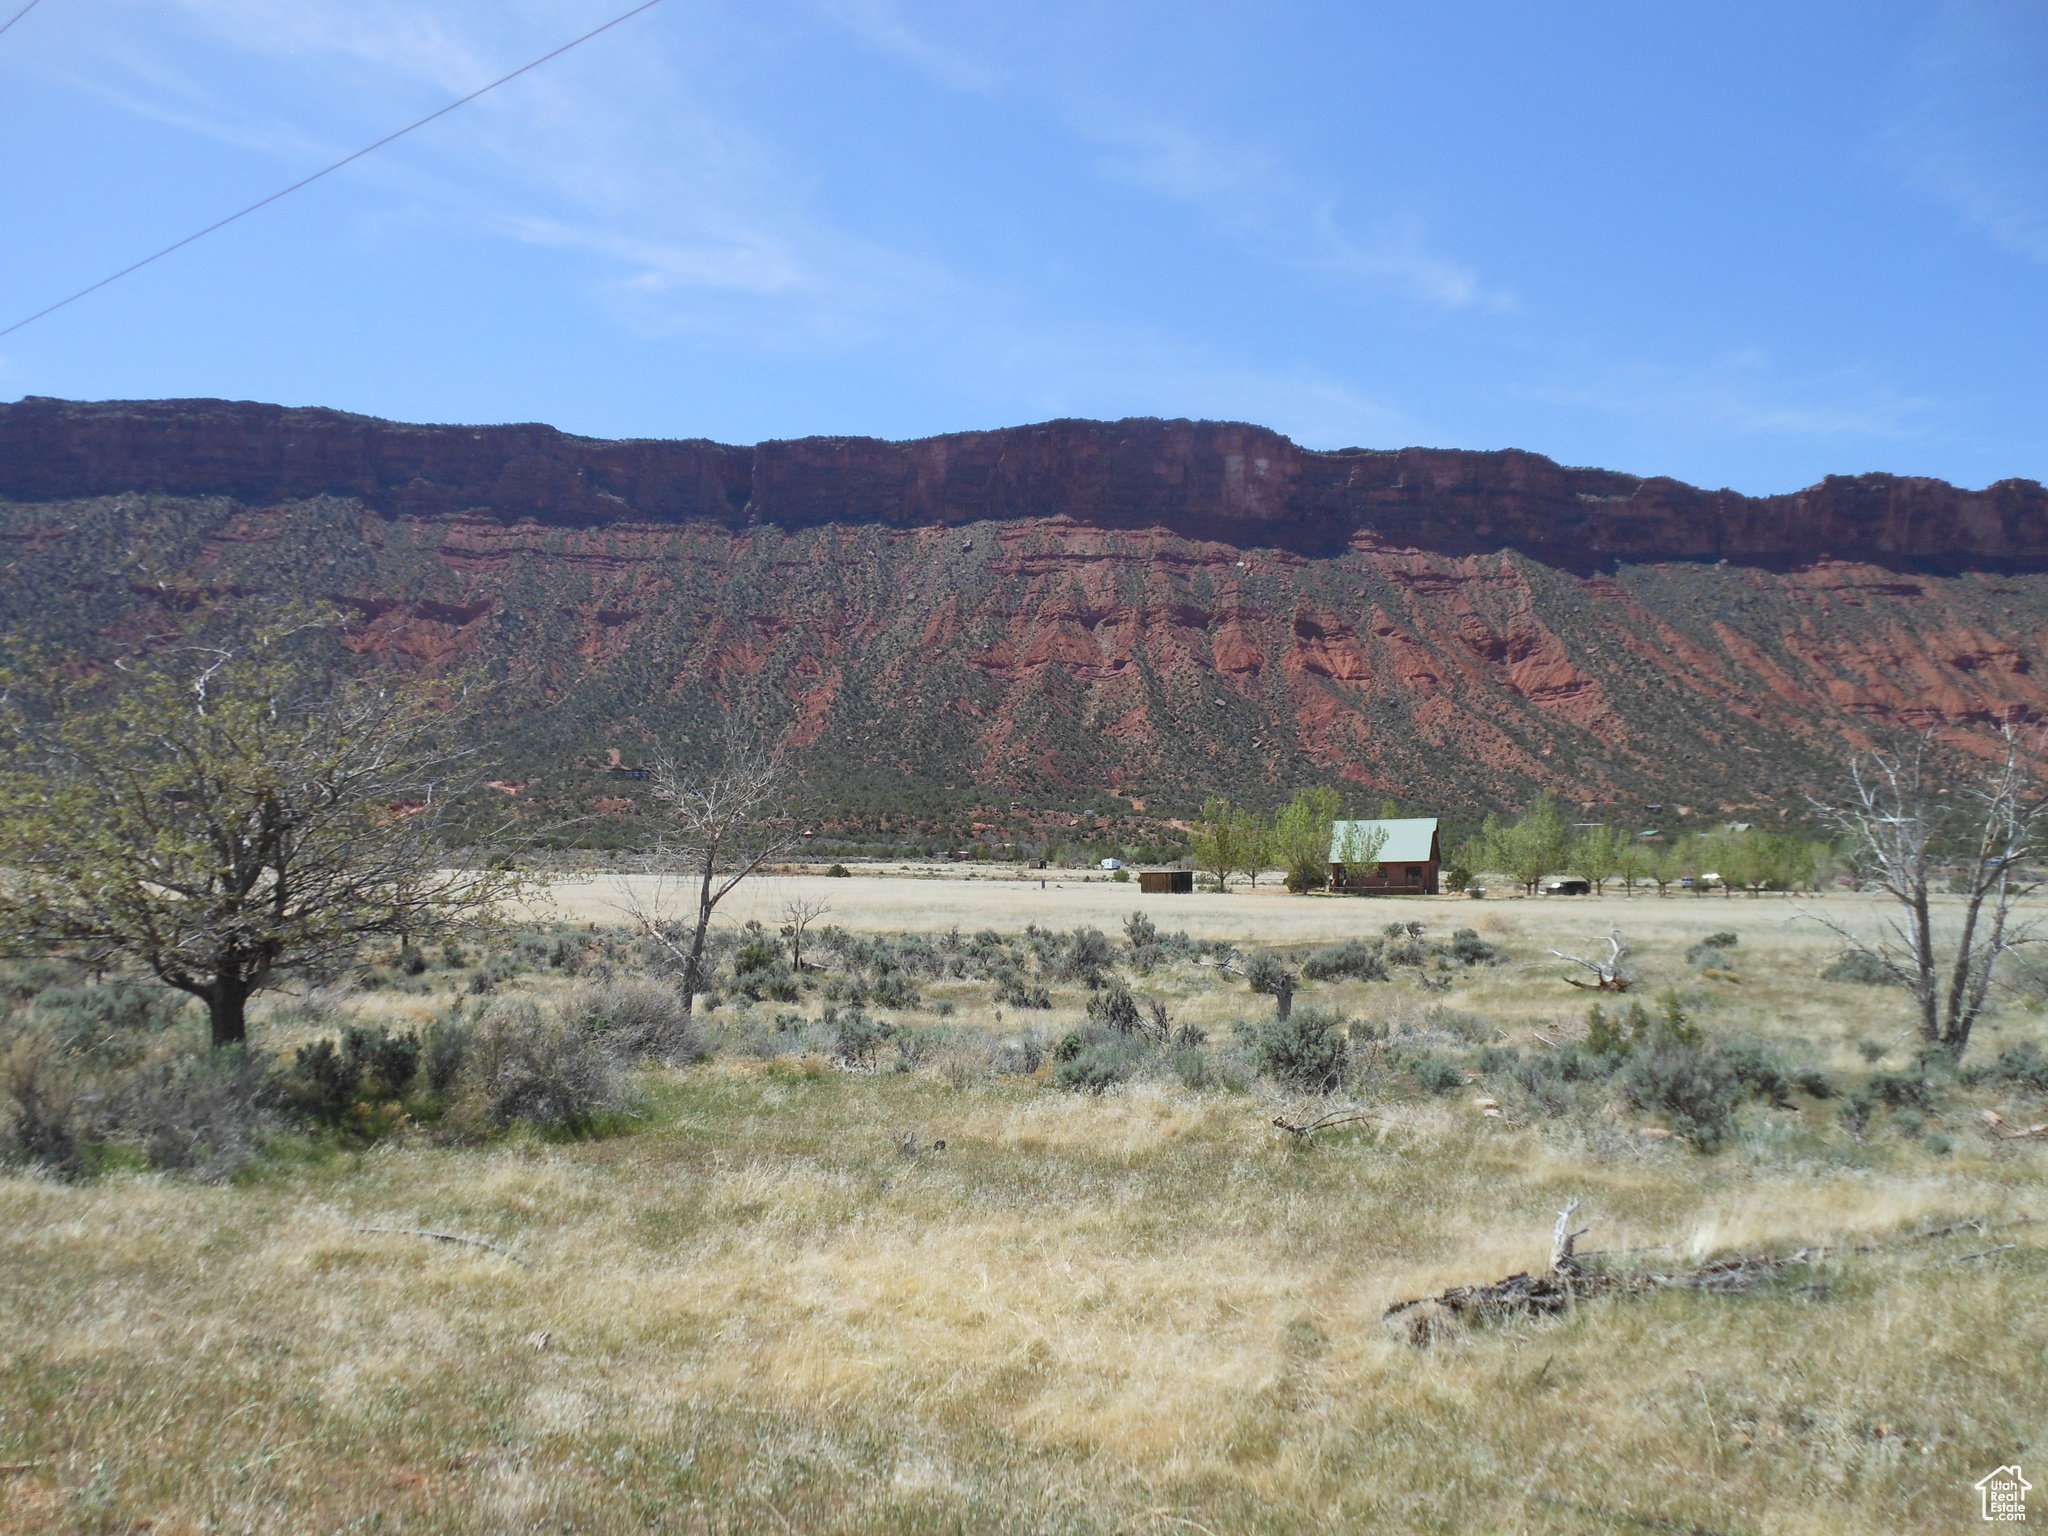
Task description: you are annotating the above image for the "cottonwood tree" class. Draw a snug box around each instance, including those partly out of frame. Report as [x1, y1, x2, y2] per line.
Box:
[0, 629, 517, 1049]
[1331, 819, 1387, 889]
[1569, 823, 1625, 894]
[1612, 836, 1655, 894]
[1233, 805, 1273, 890]
[619, 714, 800, 1012]
[1477, 790, 1569, 895]
[1805, 728, 2048, 1060]
[1648, 838, 1689, 897]
[1189, 797, 1244, 892]
[1273, 786, 1344, 894]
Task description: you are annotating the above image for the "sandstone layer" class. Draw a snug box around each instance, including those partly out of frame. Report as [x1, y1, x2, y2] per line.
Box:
[4, 396, 2045, 820]
[6, 396, 2046, 569]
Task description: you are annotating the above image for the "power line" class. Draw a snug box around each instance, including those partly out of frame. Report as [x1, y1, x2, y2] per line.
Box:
[0, 0, 667, 339]
[0, 0, 45, 41]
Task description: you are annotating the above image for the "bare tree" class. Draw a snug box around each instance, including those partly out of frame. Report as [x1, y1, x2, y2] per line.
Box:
[781, 894, 831, 974]
[1805, 728, 2048, 1060]
[618, 715, 799, 1013]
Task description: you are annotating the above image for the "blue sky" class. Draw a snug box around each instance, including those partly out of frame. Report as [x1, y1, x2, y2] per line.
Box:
[1, 1, 2044, 493]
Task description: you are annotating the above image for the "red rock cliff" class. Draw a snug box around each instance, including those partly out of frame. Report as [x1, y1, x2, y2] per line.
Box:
[8, 395, 2048, 818]
[5, 396, 2044, 568]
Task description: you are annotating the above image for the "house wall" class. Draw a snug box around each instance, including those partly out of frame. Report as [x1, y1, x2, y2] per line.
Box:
[1331, 860, 1440, 895]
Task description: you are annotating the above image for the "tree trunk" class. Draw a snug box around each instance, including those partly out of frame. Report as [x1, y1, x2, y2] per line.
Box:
[678, 863, 716, 1017]
[206, 975, 251, 1049]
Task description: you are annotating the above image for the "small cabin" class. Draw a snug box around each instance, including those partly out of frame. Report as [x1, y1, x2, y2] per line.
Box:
[1139, 870, 1194, 894]
[1328, 817, 1441, 895]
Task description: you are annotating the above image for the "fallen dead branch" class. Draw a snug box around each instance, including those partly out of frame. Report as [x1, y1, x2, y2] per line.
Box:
[1394, 1212, 2039, 1341]
[1982, 1109, 2048, 1140]
[354, 1226, 532, 1270]
[1386, 1201, 1801, 1344]
[1948, 1244, 2019, 1264]
[1549, 927, 1634, 992]
[1272, 1106, 1378, 1140]
[1386, 1252, 1799, 1345]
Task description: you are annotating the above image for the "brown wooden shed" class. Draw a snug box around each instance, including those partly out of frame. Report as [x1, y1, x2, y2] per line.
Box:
[1139, 870, 1194, 894]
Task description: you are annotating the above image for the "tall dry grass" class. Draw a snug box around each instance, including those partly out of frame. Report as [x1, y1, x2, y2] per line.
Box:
[3, 889, 2045, 1532]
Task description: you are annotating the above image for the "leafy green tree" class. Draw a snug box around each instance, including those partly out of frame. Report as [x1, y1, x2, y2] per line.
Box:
[1273, 786, 1345, 894]
[1189, 798, 1238, 892]
[1648, 837, 1690, 897]
[1192, 797, 1265, 892]
[1710, 830, 1760, 895]
[1332, 819, 1388, 887]
[0, 632, 517, 1049]
[1235, 806, 1273, 890]
[1455, 831, 1493, 887]
[1757, 831, 1807, 894]
[1488, 790, 1569, 895]
[1689, 830, 1738, 896]
[1569, 823, 1625, 893]
[1803, 838, 1844, 895]
[1610, 835, 1654, 894]
[1705, 828, 1801, 897]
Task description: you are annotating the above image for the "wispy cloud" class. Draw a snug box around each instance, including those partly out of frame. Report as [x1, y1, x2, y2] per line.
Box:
[1523, 349, 1935, 445]
[1885, 0, 2048, 265]
[1084, 111, 1512, 314]
[1309, 207, 1513, 313]
[58, 0, 964, 345]
[808, 2, 1513, 319]
[810, 0, 998, 93]
[1088, 117, 1280, 211]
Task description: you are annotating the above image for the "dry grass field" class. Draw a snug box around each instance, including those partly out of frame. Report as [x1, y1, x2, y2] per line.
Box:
[5, 873, 2047, 1533]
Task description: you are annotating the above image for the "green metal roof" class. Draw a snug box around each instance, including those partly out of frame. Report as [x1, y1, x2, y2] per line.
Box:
[1328, 817, 1439, 865]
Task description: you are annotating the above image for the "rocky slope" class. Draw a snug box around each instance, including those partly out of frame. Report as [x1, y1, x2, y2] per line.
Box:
[4, 396, 2046, 829]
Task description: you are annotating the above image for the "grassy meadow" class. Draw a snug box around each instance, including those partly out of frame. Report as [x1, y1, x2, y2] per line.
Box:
[4, 875, 2046, 1534]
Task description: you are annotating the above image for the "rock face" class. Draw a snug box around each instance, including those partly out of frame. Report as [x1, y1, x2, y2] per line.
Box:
[4, 395, 2047, 818]
[5, 395, 2046, 568]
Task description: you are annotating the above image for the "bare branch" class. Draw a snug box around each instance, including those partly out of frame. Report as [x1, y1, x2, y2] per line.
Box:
[1551, 1198, 1589, 1273]
[1806, 724, 2048, 1059]
[353, 1226, 532, 1269]
[608, 713, 800, 1012]
[1549, 927, 1633, 991]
